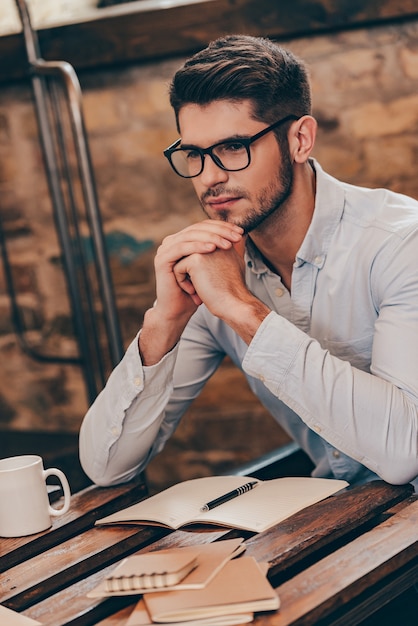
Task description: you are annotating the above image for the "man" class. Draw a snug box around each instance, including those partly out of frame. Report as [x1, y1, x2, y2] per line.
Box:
[79, 35, 418, 489]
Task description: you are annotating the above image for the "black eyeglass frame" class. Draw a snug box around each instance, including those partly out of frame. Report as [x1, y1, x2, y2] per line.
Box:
[163, 114, 300, 178]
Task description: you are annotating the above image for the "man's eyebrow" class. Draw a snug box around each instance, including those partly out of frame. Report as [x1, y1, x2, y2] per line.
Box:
[180, 134, 250, 149]
[179, 141, 200, 149]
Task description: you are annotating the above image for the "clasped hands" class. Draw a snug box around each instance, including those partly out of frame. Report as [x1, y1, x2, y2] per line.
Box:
[154, 220, 248, 321]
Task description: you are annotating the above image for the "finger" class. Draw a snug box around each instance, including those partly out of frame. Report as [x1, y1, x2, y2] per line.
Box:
[155, 242, 216, 274]
[196, 219, 243, 235]
[190, 293, 203, 306]
[186, 221, 244, 247]
[176, 271, 196, 296]
[173, 262, 203, 306]
[163, 222, 243, 251]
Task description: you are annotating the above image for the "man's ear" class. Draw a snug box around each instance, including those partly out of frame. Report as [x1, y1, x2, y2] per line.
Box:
[289, 115, 317, 164]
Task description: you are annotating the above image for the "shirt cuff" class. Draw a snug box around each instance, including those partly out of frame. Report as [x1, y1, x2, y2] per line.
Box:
[121, 330, 180, 397]
[242, 311, 307, 392]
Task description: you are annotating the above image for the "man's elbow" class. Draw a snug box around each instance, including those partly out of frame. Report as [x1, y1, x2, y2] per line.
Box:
[377, 460, 418, 487]
[80, 457, 138, 487]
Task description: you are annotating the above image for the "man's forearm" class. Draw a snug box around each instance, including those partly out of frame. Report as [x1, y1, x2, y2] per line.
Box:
[243, 312, 418, 485]
[139, 305, 191, 365]
[218, 297, 271, 345]
[79, 332, 178, 486]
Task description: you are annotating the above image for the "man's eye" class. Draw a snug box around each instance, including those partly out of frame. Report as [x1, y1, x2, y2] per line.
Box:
[219, 142, 246, 154]
[184, 149, 201, 160]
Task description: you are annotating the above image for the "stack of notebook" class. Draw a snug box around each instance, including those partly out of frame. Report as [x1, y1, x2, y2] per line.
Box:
[88, 537, 279, 625]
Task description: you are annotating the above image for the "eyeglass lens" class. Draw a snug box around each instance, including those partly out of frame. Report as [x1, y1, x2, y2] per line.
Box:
[171, 141, 250, 178]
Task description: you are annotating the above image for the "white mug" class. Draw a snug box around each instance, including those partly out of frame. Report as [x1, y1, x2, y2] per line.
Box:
[0, 454, 71, 537]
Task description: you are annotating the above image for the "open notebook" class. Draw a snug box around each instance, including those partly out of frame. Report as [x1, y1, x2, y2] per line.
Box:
[96, 475, 348, 533]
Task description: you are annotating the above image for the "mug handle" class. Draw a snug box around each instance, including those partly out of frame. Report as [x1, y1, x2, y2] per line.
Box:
[43, 468, 71, 516]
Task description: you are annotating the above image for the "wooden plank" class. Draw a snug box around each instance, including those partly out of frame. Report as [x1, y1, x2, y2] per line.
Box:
[94, 605, 136, 625]
[17, 482, 413, 626]
[325, 560, 418, 626]
[1, 0, 418, 83]
[0, 525, 171, 611]
[245, 481, 414, 582]
[254, 498, 418, 625]
[22, 576, 138, 626]
[20, 529, 231, 626]
[0, 477, 147, 572]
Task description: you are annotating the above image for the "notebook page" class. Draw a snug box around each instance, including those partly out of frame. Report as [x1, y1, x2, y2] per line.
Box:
[97, 476, 258, 528]
[199, 477, 348, 532]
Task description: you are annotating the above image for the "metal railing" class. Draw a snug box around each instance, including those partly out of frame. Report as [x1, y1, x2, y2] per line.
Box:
[0, 0, 124, 403]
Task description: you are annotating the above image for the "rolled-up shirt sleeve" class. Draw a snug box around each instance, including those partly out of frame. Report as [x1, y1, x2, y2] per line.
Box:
[243, 300, 418, 485]
[241, 171, 418, 487]
[79, 332, 178, 485]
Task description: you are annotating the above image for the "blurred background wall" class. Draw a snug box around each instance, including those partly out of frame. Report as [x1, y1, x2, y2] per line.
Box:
[0, 1, 417, 492]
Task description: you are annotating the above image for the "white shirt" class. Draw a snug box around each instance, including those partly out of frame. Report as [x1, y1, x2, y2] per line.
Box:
[80, 160, 418, 489]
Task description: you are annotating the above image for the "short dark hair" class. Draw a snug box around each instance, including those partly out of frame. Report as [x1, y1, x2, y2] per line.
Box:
[169, 35, 312, 131]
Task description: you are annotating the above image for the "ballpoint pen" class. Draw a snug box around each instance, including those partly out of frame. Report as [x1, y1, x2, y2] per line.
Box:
[200, 481, 258, 512]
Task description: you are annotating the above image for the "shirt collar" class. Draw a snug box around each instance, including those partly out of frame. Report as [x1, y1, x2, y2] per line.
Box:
[245, 158, 346, 273]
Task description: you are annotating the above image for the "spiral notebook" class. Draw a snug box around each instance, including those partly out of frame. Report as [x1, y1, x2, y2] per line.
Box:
[105, 549, 200, 592]
[87, 537, 246, 598]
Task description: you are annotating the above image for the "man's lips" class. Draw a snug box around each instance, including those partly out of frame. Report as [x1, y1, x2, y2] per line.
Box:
[206, 196, 240, 210]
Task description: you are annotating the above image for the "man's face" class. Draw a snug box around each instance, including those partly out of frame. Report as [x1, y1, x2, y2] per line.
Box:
[177, 99, 294, 233]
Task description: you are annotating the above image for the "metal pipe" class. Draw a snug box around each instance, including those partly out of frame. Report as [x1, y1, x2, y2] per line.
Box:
[8, 0, 124, 402]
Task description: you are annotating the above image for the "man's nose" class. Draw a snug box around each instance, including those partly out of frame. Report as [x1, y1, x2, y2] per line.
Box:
[199, 153, 229, 186]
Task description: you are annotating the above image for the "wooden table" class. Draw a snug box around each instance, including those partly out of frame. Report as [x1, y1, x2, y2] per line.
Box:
[0, 478, 417, 625]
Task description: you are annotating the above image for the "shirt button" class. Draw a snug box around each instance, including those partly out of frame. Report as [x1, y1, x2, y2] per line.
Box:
[111, 426, 121, 437]
[259, 375, 265, 382]
[313, 424, 322, 433]
[332, 450, 341, 459]
[275, 288, 285, 297]
[314, 255, 323, 265]
[134, 377, 142, 387]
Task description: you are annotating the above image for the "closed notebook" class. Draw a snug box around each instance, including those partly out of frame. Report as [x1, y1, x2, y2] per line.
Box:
[126, 599, 253, 626]
[87, 537, 246, 597]
[105, 549, 200, 592]
[143, 557, 279, 622]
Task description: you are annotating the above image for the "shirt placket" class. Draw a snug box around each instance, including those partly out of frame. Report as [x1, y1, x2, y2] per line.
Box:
[288, 258, 321, 334]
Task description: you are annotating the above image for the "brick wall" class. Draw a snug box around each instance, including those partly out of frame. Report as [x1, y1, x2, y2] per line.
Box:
[1, 17, 418, 490]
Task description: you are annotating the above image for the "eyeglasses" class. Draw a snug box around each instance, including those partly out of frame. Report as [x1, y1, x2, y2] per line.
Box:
[163, 114, 300, 178]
